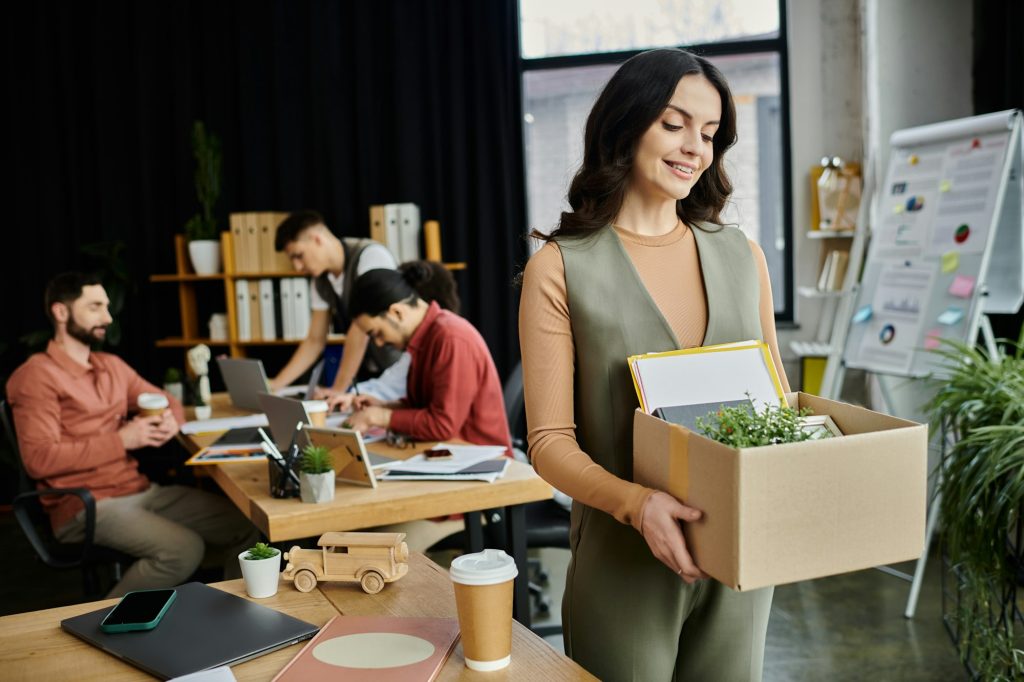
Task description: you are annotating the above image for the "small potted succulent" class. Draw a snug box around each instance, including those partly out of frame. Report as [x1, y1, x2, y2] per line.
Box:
[162, 367, 184, 404]
[238, 542, 281, 599]
[299, 444, 335, 504]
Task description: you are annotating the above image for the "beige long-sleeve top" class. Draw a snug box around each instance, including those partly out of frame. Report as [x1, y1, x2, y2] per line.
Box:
[519, 222, 790, 532]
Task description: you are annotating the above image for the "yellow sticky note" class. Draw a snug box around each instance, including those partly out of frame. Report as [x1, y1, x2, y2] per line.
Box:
[941, 251, 959, 273]
[940, 180, 952, 192]
[893, 204, 904, 214]
[909, 154, 919, 165]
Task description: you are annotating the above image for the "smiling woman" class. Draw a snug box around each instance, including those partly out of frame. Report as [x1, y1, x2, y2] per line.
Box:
[519, 48, 789, 681]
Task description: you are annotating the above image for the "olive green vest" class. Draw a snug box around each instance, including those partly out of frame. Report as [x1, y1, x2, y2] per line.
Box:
[558, 222, 764, 481]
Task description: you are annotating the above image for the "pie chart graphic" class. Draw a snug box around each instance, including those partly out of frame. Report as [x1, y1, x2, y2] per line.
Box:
[954, 224, 970, 244]
[879, 324, 896, 345]
[905, 196, 924, 212]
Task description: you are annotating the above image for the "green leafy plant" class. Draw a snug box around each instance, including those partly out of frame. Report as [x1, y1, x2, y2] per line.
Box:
[923, 330, 1024, 679]
[183, 121, 222, 242]
[301, 444, 334, 475]
[243, 542, 279, 561]
[695, 401, 813, 448]
[163, 367, 182, 384]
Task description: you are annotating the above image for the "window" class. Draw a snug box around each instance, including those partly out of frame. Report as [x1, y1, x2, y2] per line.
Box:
[519, 1, 792, 319]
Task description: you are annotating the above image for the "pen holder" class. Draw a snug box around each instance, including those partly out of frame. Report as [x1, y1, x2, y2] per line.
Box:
[268, 457, 300, 499]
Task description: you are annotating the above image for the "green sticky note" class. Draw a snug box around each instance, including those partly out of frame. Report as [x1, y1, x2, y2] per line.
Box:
[941, 251, 959, 273]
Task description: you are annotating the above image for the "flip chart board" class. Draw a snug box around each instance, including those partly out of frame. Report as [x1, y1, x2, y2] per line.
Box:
[843, 110, 1023, 377]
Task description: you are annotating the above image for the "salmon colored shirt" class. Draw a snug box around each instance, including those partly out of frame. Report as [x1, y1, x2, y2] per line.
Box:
[6, 340, 185, 532]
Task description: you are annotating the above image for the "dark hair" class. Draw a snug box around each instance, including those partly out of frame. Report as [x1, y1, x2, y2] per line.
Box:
[44, 271, 103, 324]
[538, 48, 737, 241]
[399, 261, 461, 315]
[274, 210, 326, 251]
[350, 261, 463, 318]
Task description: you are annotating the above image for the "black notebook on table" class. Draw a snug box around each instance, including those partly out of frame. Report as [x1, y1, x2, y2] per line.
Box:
[60, 582, 319, 680]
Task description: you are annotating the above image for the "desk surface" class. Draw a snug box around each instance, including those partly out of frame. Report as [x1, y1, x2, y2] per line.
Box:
[185, 394, 553, 543]
[0, 553, 596, 681]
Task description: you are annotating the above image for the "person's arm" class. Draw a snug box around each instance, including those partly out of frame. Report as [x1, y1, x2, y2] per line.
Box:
[521, 245, 705, 581]
[748, 239, 791, 392]
[7, 370, 138, 480]
[330, 321, 369, 392]
[270, 309, 329, 391]
[387, 338, 478, 441]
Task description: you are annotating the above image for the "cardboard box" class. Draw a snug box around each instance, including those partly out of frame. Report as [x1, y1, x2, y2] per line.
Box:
[633, 392, 927, 591]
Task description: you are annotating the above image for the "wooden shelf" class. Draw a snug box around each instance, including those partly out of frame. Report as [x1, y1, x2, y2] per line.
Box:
[156, 337, 231, 348]
[807, 230, 856, 240]
[150, 273, 226, 282]
[443, 262, 467, 271]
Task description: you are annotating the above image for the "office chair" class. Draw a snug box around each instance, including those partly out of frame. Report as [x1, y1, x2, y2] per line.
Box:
[2, 400, 132, 599]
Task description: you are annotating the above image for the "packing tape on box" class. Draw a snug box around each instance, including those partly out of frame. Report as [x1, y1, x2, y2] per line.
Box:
[668, 424, 690, 500]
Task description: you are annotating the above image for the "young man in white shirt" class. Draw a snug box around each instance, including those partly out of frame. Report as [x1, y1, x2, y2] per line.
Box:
[270, 211, 401, 393]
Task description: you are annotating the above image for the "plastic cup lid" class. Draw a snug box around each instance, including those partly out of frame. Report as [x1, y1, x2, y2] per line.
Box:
[303, 400, 328, 414]
[449, 548, 518, 585]
[137, 392, 169, 409]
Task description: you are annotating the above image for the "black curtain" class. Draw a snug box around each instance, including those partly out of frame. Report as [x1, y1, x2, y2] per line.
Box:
[974, 0, 1024, 343]
[1, 0, 527, 385]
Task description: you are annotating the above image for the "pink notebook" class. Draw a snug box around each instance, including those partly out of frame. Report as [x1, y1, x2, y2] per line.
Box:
[272, 615, 460, 682]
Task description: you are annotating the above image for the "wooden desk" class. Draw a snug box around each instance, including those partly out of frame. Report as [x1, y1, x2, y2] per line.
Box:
[0, 553, 596, 681]
[183, 394, 554, 628]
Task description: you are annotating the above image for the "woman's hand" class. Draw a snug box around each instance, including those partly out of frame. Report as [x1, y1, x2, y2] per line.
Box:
[325, 391, 357, 412]
[639, 491, 708, 583]
[351, 394, 384, 410]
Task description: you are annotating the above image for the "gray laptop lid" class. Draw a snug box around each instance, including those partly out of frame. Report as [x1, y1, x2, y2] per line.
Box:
[257, 392, 312, 451]
[60, 582, 319, 680]
[217, 358, 270, 411]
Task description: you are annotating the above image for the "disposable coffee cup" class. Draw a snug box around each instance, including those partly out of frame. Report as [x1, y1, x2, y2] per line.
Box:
[449, 548, 518, 671]
[137, 392, 169, 417]
[303, 400, 329, 428]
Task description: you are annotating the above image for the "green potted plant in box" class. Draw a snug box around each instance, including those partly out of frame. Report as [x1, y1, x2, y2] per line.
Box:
[695, 401, 815, 448]
[924, 330, 1024, 679]
[299, 444, 335, 504]
[238, 542, 281, 599]
[183, 120, 223, 275]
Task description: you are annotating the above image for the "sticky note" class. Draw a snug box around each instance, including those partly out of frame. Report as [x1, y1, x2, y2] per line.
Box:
[924, 333, 942, 350]
[893, 204, 904, 214]
[909, 154, 919, 165]
[941, 251, 959, 273]
[948, 275, 975, 299]
[852, 305, 873, 323]
[940, 180, 952, 192]
[937, 307, 964, 325]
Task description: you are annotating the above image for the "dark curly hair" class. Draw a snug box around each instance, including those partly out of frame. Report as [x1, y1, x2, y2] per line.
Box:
[537, 48, 737, 241]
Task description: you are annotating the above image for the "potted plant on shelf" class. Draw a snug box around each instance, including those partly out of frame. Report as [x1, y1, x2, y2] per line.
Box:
[923, 329, 1024, 679]
[183, 120, 223, 275]
[162, 367, 184, 403]
[238, 542, 282, 599]
[300, 444, 335, 504]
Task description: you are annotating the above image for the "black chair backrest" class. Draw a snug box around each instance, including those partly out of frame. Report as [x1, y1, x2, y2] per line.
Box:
[502, 362, 527, 452]
[0, 399, 32, 494]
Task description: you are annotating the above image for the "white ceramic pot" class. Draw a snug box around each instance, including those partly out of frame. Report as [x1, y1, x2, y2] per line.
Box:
[163, 382, 184, 404]
[188, 239, 222, 275]
[238, 549, 281, 598]
[194, 405, 212, 420]
[300, 471, 335, 504]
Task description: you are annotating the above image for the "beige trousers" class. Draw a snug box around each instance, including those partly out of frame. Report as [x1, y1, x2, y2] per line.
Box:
[56, 484, 259, 598]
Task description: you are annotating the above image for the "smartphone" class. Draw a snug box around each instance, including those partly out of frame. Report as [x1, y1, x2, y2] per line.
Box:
[99, 588, 177, 633]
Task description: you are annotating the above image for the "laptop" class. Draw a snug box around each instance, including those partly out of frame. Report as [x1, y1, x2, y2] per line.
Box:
[60, 582, 319, 680]
[217, 357, 321, 411]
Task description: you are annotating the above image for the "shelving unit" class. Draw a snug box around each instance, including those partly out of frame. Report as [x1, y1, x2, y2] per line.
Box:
[790, 162, 867, 394]
[152, 232, 466, 363]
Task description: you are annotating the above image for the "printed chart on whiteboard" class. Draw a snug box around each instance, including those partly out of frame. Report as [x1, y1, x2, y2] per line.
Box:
[843, 109, 1021, 378]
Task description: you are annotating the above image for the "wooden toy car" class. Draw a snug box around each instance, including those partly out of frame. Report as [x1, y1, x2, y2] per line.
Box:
[281, 531, 409, 594]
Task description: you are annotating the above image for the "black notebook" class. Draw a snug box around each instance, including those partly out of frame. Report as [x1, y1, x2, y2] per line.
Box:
[653, 399, 755, 432]
[60, 582, 319, 680]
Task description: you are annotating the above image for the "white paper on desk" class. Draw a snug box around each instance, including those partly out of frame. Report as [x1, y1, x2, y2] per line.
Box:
[382, 457, 510, 482]
[629, 341, 784, 414]
[181, 414, 269, 434]
[168, 665, 237, 682]
[377, 443, 507, 474]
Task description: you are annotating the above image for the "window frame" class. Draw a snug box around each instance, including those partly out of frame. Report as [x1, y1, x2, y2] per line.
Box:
[517, 1, 794, 322]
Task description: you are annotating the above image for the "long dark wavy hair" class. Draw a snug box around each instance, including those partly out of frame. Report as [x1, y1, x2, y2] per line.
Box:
[537, 48, 737, 242]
